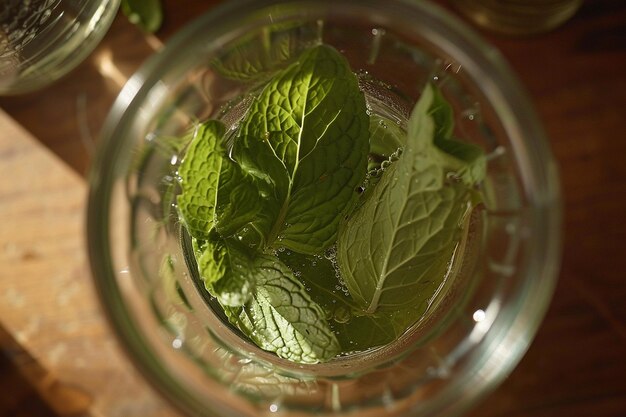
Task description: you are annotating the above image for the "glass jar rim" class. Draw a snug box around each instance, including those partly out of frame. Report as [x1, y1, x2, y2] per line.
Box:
[88, 1, 561, 416]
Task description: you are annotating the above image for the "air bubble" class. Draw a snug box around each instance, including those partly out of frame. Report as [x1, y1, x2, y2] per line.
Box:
[473, 309, 486, 322]
[446, 172, 460, 182]
[333, 306, 351, 323]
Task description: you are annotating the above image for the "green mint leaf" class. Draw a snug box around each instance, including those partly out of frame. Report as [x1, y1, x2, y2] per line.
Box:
[434, 136, 487, 185]
[212, 152, 277, 249]
[277, 251, 400, 351]
[177, 120, 227, 240]
[429, 84, 455, 140]
[338, 181, 471, 314]
[222, 129, 292, 250]
[120, 0, 163, 33]
[224, 254, 340, 364]
[364, 114, 406, 199]
[429, 86, 487, 185]
[193, 232, 254, 307]
[177, 120, 270, 244]
[212, 22, 320, 82]
[233, 44, 370, 254]
[278, 251, 432, 351]
[337, 84, 475, 314]
[368, 113, 406, 172]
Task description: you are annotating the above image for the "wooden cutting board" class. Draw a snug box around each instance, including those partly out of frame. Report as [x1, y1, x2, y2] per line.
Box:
[0, 110, 181, 417]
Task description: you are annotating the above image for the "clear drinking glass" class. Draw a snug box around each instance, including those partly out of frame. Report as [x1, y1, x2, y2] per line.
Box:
[87, 1, 561, 416]
[0, 0, 120, 94]
[449, 0, 584, 35]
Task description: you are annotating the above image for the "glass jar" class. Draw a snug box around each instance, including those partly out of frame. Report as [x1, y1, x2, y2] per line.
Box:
[87, 1, 562, 416]
[449, 0, 584, 36]
[0, 0, 120, 94]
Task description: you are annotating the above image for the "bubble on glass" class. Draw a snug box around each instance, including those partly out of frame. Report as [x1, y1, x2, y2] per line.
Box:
[368, 27, 385, 65]
[472, 309, 486, 322]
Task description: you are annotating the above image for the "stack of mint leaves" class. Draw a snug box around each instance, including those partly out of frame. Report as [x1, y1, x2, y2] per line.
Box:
[176, 44, 485, 364]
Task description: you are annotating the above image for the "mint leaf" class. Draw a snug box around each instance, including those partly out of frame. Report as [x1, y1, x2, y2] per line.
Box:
[232, 44, 370, 254]
[429, 86, 486, 185]
[369, 114, 405, 160]
[212, 22, 320, 82]
[177, 120, 268, 244]
[121, 0, 163, 33]
[434, 137, 487, 185]
[177, 121, 226, 240]
[278, 251, 400, 351]
[337, 84, 477, 315]
[338, 181, 470, 313]
[193, 232, 254, 307]
[279, 251, 434, 351]
[212, 153, 277, 249]
[224, 254, 340, 364]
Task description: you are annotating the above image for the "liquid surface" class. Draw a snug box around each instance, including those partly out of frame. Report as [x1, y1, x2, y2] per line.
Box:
[173, 44, 486, 364]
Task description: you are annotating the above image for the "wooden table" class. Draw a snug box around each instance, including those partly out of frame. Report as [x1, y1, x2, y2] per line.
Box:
[1, 0, 625, 416]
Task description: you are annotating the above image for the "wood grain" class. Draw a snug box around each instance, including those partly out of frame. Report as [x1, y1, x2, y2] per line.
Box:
[0, 111, 180, 417]
[0, 0, 625, 416]
[461, 1, 626, 416]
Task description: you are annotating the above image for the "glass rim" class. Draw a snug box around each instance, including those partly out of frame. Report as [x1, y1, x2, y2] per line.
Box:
[87, 0, 562, 416]
[0, 0, 121, 95]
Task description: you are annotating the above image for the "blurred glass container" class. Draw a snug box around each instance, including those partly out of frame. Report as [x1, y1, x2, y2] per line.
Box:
[87, 0, 562, 416]
[0, 0, 120, 95]
[450, 0, 584, 36]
